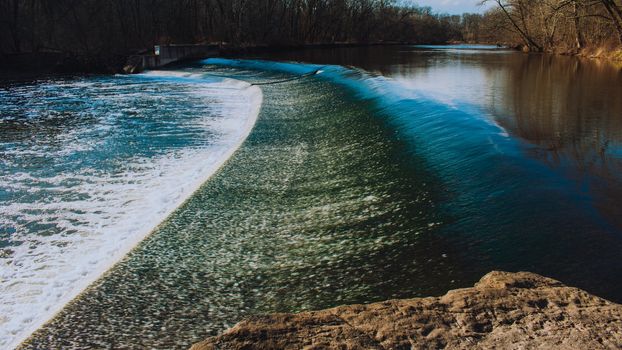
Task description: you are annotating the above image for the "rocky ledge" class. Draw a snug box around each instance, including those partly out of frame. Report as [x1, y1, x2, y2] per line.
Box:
[191, 271, 622, 349]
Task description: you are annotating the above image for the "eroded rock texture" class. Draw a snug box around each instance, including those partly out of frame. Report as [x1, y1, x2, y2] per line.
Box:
[191, 271, 622, 349]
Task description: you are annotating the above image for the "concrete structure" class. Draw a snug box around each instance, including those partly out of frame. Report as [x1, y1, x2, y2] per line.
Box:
[124, 44, 220, 73]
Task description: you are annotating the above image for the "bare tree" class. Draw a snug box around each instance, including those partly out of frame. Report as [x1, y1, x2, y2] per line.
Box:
[480, 0, 622, 50]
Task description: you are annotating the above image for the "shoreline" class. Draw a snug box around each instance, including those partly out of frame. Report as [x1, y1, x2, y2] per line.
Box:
[508, 43, 622, 63]
[3, 41, 621, 82]
[456, 40, 622, 64]
[0, 42, 418, 80]
[192, 271, 622, 350]
[3, 40, 484, 80]
[568, 47, 622, 63]
[3, 42, 622, 82]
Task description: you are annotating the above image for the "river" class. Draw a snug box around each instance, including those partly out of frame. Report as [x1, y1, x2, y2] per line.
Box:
[2, 45, 622, 349]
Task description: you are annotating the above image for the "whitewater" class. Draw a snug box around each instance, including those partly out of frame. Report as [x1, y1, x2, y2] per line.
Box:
[0, 72, 262, 349]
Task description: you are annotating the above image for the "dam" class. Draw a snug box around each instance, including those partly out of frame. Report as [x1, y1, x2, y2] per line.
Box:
[124, 44, 220, 73]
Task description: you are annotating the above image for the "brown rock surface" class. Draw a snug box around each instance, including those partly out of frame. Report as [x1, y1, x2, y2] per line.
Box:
[191, 271, 622, 350]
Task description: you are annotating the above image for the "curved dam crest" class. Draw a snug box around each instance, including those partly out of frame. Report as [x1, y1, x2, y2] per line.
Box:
[0, 73, 262, 349]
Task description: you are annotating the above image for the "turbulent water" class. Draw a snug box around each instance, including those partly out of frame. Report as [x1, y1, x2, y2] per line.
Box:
[3, 46, 622, 349]
[0, 74, 261, 348]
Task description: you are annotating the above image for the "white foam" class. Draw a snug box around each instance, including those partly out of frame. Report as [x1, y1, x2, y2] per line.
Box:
[0, 74, 263, 349]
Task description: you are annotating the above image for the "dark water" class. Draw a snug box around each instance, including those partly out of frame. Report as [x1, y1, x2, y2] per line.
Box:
[21, 46, 622, 349]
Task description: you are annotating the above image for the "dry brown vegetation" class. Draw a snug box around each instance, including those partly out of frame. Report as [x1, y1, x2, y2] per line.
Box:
[470, 0, 622, 56]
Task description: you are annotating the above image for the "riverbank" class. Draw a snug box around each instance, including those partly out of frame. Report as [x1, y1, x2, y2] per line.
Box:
[0, 41, 433, 79]
[504, 43, 622, 63]
[0, 51, 128, 80]
[192, 271, 622, 350]
[460, 39, 622, 63]
[573, 46, 622, 62]
[4, 42, 620, 81]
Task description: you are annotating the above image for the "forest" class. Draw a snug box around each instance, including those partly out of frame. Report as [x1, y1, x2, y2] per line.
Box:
[0, 0, 463, 71]
[0, 0, 621, 73]
[467, 0, 622, 53]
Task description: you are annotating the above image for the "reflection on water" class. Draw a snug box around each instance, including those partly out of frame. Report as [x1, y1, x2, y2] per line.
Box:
[493, 55, 622, 227]
[258, 46, 622, 228]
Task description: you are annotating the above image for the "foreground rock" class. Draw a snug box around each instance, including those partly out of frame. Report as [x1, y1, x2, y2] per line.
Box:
[192, 271, 622, 350]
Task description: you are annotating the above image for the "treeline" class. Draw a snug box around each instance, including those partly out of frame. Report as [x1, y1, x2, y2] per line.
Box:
[4, 1, 619, 73]
[0, 0, 465, 68]
[463, 0, 622, 52]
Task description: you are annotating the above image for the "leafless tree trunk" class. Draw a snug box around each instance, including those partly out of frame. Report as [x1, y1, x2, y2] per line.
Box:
[483, 0, 543, 51]
[573, 0, 585, 49]
[601, 0, 622, 44]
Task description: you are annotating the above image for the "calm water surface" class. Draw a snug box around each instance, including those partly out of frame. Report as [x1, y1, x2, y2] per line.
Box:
[8, 45, 622, 348]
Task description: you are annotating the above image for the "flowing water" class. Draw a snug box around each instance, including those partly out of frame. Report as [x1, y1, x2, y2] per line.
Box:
[2, 45, 622, 349]
[0, 74, 261, 348]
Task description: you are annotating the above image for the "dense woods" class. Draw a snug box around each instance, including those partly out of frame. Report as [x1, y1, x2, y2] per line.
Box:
[0, 0, 464, 69]
[1, 0, 620, 73]
[467, 0, 622, 53]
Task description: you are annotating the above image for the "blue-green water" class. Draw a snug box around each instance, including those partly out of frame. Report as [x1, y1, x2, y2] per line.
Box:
[0, 74, 261, 348]
[4, 45, 622, 349]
